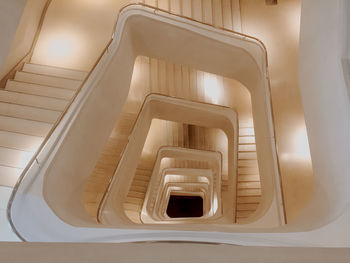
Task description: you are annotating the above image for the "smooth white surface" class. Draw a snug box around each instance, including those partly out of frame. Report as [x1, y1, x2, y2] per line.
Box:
[0, 186, 20, 241]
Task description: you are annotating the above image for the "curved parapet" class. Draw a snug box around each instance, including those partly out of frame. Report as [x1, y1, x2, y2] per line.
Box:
[98, 94, 239, 225]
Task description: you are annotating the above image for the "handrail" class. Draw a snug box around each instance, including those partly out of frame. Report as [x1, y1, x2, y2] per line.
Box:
[0, 0, 52, 89]
[7, 3, 286, 241]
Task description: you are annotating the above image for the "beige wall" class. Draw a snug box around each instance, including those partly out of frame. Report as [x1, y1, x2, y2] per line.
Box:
[30, 0, 130, 70]
[0, 0, 27, 77]
[0, 242, 349, 262]
[240, 0, 313, 221]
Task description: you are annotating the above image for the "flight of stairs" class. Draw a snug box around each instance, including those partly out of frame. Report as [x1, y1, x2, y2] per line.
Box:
[0, 63, 87, 186]
[124, 167, 152, 223]
[236, 127, 261, 223]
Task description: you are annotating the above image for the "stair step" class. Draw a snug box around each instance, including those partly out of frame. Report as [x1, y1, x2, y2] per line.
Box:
[238, 136, 256, 144]
[0, 147, 33, 169]
[236, 210, 255, 218]
[0, 115, 52, 137]
[0, 90, 68, 111]
[0, 102, 61, 123]
[128, 191, 146, 199]
[237, 181, 261, 189]
[239, 128, 255, 136]
[237, 174, 261, 182]
[0, 165, 22, 186]
[0, 131, 43, 152]
[130, 185, 147, 193]
[238, 144, 256, 152]
[134, 174, 151, 182]
[238, 152, 257, 160]
[125, 196, 144, 206]
[238, 159, 258, 167]
[6, 80, 75, 100]
[238, 167, 259, 175]
[135, 168, 152, 176]
[132, 179, 149, 187]
[237, 196, 261, 204]
[14, 71, 81, 90]
[237, 189, 261, 197]
[23, 63, 88, 81]
[124, 202, 142, 211]
[237, 203, 259, 211]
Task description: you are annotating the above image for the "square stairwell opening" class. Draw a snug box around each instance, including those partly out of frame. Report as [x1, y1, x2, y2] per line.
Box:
[166, 195, 203, 218]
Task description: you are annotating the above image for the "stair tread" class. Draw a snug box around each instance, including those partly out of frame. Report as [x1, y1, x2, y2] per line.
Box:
[15, 71, 82, 90]
[0, 101, 61, 123]
[237, 203, 259, 211]
[6, 80, 75, 100]
[0, 89, 68, 111]
[128, 191, 146, 199]
[0, 165, 22, 186]
[237, 188, 262, 197]
[0, 130, 43, 152]
[237, 174, 261, 182]
[0, 147, 33, 169]
[23, 63, 88, 81]
[238, 159, 259, 167]
[0, 115, 52, 137]
[237, 181, 261, 189]
[237, 196, 261, 204]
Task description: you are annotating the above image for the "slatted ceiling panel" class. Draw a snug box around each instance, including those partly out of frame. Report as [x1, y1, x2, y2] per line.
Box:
[202, 0, 213, 24]
[145, 0, 157, 6]
[192, 0, 203, 21]
[166, 62, 175, 97]
[158, 60, 167, 94]
[182, 0, 191, 17]
[189, 68, 197, 100]
[150, 58, 159, 93]
[231, 0, 242, 32]
[181, 65, 190, 100]
[216, 75, 224, 105]
[158, 0, 169, 10]
[173, 64, 181, 98]
[212, 0, 223, 27]
[170, 0, 181, 15]
[196, 70, 205, 101]
[222, 0, 233, 30]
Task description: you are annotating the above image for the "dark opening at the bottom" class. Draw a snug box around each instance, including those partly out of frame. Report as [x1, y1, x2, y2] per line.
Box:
[166, 195, 203, 218]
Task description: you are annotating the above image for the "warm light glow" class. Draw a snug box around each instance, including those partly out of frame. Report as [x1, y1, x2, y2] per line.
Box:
[204, 73, 220, 104]
[36, 31, 83, 68]
[212, 194, 218, 214]
[47, 37, 74, 59]
[281, 125, 312, 162]
[295, 126, 311, 160]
